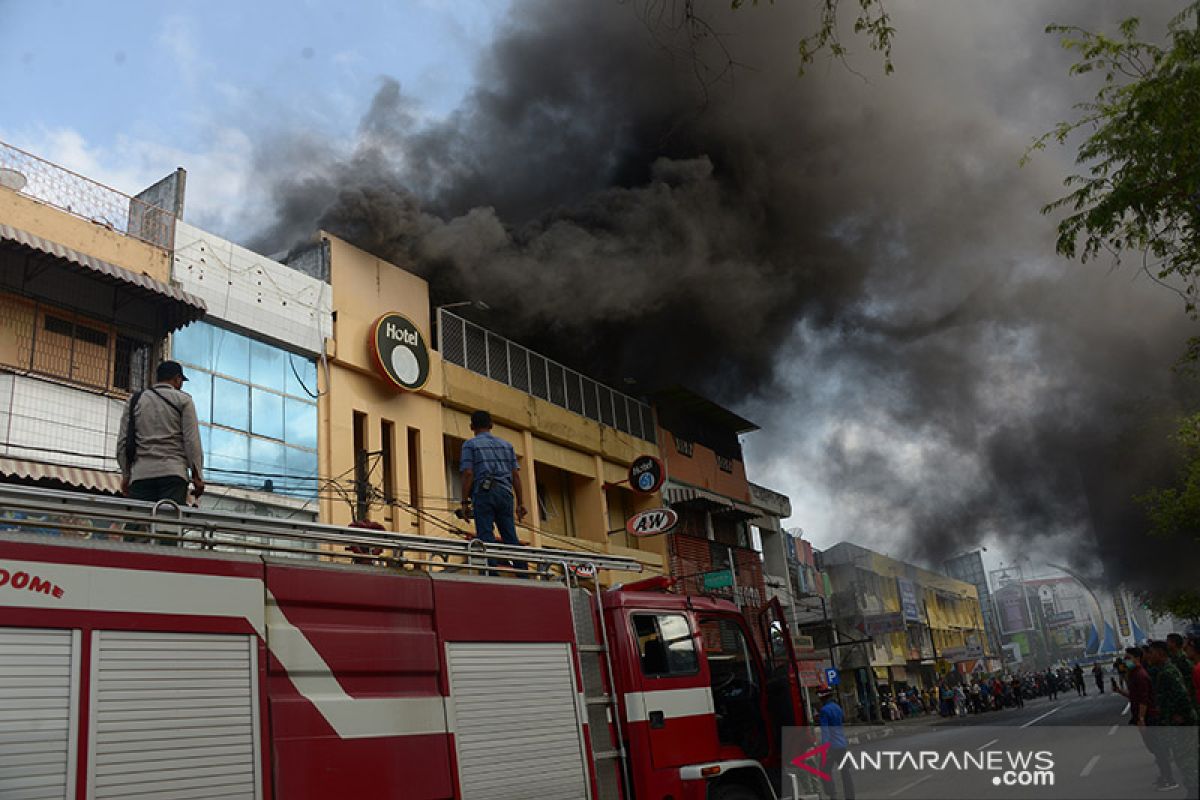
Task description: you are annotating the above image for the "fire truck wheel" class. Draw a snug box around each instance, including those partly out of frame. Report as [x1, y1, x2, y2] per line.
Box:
[709, 782, 763, 800]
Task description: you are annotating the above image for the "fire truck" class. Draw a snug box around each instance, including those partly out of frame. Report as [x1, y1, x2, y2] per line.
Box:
[0, 484, 811, 800]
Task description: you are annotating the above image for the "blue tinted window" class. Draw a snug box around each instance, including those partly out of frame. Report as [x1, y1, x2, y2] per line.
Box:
[284, 398, 318, 450]
[210, 428, 249, 477]
[187, 372, 212, 424]
[251, 388, 284, 440]
[250, 339, 287, 391]
[286, 355, 318, 399]
[250, 437, 287, 476]
[212, 328, 250, 381]
[173, 323, 212, 370]
[212, 377, 250, 431]
[283, 448, 316, 496]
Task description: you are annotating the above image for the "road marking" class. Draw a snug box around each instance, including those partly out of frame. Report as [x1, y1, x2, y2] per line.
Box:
[1020, 706, 1063, 728]
[1122, 702, 1130, 716]
[1080, 755, 1101, 777]
[977, 738, 998, 750]
[1108, 724, 1119, 736]
[889, 774, 934, 797]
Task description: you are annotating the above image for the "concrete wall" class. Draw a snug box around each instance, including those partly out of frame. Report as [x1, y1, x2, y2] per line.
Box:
[320, 234, 448, 532]
[0, 186, 170, 281]
[173, 221, 331, 356]
[660, 431, 751, 501]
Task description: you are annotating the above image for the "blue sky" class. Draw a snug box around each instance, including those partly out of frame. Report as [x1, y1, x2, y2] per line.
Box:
[0, 0, 509, 234]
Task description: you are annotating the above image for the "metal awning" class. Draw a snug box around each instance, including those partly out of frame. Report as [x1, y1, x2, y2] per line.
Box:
[0, 457, 121, 495]
[0, 223, 206, 330]
[663, 484, 759, 518]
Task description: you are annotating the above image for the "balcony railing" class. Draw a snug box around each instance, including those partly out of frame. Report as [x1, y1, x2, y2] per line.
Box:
[0, 140, 174, 250]
[438, 309, 656, 443]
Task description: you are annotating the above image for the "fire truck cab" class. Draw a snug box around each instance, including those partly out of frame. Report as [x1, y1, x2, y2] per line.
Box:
[605, 578, 808, 800]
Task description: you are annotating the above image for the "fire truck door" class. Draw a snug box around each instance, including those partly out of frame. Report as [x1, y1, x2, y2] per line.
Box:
[758, 597, 806, 728]
[628, 612, 719, 769]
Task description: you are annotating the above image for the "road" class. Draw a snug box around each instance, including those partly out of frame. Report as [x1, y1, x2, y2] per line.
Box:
[810, 691, 1199, 800]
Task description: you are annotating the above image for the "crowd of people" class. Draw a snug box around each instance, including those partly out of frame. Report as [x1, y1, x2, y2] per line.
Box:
[874, 633, 1200, 734]
[1113, 635, 1199, 794]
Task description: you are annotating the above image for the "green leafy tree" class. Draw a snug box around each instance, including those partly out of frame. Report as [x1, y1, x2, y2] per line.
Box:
[774, 0, 896, 75]
[1138, 414, 1200, 620]
[1031, 6, 1200, 621]
[676, 0, 895, 76]
[1028, 5, 1200, 315]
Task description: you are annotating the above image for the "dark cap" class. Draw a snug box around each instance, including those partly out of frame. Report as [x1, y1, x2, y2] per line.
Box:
[470, 410, 492, 430]
[155, 360, 188, 382]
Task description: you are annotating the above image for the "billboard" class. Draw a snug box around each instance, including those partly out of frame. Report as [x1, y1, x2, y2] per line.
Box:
[897, 578, 922, 622]
[995, 583, 1033, 634]
[861, 612, 906, 636]
[1046, 610, 1076, 629]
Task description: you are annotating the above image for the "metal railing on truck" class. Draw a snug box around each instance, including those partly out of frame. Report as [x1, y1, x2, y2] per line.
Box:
[0, 483, 644, 579]
[0, 482, 638, 799]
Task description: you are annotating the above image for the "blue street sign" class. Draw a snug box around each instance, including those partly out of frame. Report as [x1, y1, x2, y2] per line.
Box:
[824, 667, 840, 687]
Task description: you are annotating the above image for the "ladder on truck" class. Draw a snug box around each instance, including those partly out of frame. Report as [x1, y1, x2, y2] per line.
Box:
[0, 482, 645, 578]
[570, 587, 631, 800]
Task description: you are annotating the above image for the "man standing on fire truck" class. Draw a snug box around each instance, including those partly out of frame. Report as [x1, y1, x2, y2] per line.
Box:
[460, 410, 528, 574]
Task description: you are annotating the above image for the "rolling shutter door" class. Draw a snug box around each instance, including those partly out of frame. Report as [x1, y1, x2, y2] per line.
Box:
[448, 642, 589, 800]
[0, 627, 80, 800]
[88, 631, 261, 800]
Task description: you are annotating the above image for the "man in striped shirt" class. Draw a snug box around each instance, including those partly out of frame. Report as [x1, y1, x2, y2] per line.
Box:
[460, 410, 528, 574]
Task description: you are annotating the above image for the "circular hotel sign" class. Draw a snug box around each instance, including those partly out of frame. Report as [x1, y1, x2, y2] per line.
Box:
[370, 313, 430, 391]
[628, 455, 666, 494]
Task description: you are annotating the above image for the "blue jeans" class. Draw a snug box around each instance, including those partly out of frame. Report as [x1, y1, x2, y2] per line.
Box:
[473, 485, 527, 574]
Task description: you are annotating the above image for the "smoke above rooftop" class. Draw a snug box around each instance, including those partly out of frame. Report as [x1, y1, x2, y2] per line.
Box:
[249, 0, 1198, 592]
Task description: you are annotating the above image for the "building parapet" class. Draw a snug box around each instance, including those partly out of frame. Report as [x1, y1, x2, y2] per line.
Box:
[0, 140, 176, 250]
[749, 482, 791, 518]
[438, 309, 655, 443]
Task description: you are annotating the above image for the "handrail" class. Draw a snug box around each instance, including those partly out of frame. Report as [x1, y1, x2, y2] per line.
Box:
[0, 483, 643, 575]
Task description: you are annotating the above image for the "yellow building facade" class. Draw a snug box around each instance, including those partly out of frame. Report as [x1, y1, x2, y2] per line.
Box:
[312, 233, 665, 582]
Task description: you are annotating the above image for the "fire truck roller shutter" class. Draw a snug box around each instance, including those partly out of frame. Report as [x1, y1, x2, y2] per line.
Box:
[0, 627, 81, 800]
[86, 631, 262, 800]
[447, 642, 590, 800]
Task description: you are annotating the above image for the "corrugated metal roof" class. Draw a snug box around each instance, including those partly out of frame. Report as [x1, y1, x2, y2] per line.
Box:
[0, 456, 122, 494]
[0, 223, 206, 329]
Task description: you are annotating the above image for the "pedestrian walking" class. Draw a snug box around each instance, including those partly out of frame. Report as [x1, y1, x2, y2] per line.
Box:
[1045, 667, 1058, 701]
[116, 361, 205, 506]
[1119, 647, 1178, 792]
[459, 410, 529, 575]
[1010, 675, 1025, 709]
[1147, 641, 1198, 797]
[1072, 664, 1086, 696]
[1092, 663, 1105, 694]
[818, 690, 855, 800]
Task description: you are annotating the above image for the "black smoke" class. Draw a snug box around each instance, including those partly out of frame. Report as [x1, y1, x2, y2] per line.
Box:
[249, 0, 1199, 592]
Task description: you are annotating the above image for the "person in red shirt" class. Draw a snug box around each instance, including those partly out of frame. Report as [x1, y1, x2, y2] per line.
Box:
[1119, 647, 1177, 790]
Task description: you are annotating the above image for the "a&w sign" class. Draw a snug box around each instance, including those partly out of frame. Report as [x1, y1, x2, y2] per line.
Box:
[625, 508, 679, 537]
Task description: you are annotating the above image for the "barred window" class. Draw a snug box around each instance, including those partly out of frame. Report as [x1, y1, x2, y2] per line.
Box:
[0, 293, 151, 394]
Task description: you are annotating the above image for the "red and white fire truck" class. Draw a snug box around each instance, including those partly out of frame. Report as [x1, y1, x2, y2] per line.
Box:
[0, 484, 810, 800]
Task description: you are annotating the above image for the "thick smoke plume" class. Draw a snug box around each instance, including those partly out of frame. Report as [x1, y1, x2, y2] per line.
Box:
[250, 0, 1199, 593]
